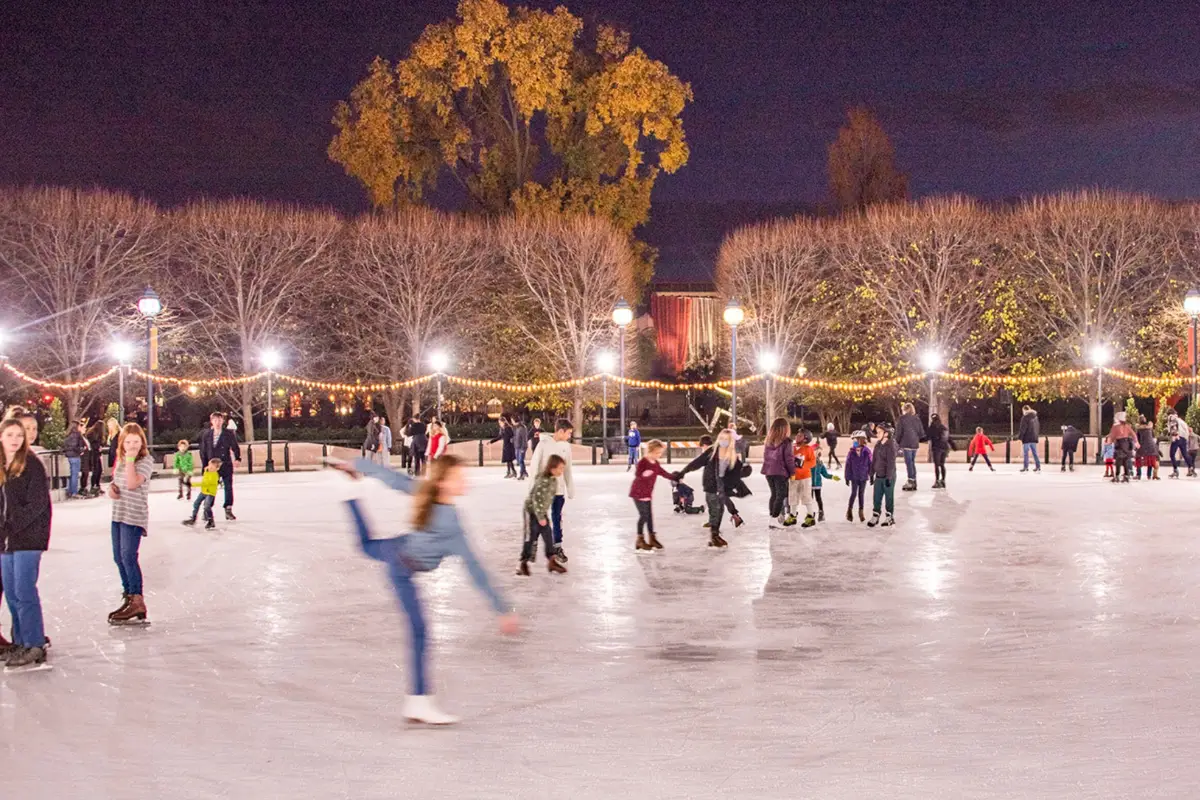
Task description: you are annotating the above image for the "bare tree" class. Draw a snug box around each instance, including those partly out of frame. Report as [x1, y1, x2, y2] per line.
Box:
[715, 216, 837, 420]
[337, 209, 491, 426]
[1008, 191, 1173, 433]
[0, 186, 166, 421]
[827, 107, 908, 211]
[167, 200, 341, 441]
[499, 214, 636, 434]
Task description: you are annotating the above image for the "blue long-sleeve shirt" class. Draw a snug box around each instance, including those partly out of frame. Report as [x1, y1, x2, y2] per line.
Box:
[354, 458, 508, 614]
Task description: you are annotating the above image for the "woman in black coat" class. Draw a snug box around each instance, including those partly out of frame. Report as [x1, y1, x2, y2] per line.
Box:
[0, 418, 52, 669]
[679, 431, 752, 548]
[927, 414, 951, 490]
[490, 417, 517, 478]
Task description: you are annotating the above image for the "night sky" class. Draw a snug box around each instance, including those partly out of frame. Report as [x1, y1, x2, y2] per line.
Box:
[2, 1, 1198, 279]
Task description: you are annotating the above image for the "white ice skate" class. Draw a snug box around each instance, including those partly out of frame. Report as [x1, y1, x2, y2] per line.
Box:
[403, 694, 460, 725]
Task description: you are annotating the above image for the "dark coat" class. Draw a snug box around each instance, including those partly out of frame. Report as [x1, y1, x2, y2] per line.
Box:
[872, 439, 898, 481]
[680, 448, 752, 496]
[363, 420, 380, 451]
[1018, 411, 1040, 444]
[199, 428, 241, 476]
[62, 428, 87, 458]
[1061, 425, 1082, 452]
[529, 425, 543, 451]
[1, 455, 51, 552]
[927, 420, 950, 454]
[490, 425, 516, 462]
[406, 420, 428, 450]
[512, 424, 529, 455]
[1136, 425, 1158, 458]
[108, 434, 120, 469]
[896, 413, 925, 450]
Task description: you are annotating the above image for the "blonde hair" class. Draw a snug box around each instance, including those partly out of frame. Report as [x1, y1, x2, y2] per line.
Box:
[0, 419, 30, 486]
[714, 430, 736, 465]
[413, 454, 462, 530]
[208, 458, 223, 470]
[117, 422, 150, 460]
[645, 439, 665, 454]
[106, 418, 121, 438]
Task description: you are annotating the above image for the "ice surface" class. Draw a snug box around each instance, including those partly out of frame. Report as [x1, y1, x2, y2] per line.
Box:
[3, 464, 1199, 799]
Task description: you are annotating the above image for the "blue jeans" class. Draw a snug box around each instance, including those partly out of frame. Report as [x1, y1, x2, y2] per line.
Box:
[1022, 442, 1041, 470]
[1170, 440, 1194, 470]
[517, 450, 527, 478]
[551, 495, 566, 544]
[902, 449, 917, 481]
[67, 456, 81, 496]
[346, 500, 428, 695]
[111, 522, 145, 595]
[192, 494, 215, 522]
[627, 446, 638, 466]
[1, 551, 45, 648]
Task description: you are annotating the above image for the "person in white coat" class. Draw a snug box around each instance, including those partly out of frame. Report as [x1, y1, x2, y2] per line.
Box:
[527, 419, 576, 561]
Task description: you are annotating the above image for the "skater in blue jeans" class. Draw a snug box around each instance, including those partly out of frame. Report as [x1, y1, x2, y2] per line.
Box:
[0, 419, 52, 670]
[1018, 405, 1042, 472]
[626, 421, 642, 471]
[334, 453, 519, 726]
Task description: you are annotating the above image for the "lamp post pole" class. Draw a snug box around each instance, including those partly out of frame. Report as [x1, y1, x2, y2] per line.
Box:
[928, 373, 936, 425]
[1192, 315, 1198, 406]
[602, 375, 608, 456]
[612, 298, 633, 449]
[619, 335, 626, 442]
[265, 371, 275, 473]
[145, 317, 154, 452]
[118, 363, 126, 424]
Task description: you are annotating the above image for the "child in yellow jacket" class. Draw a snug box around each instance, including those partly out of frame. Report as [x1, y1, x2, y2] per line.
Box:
[182, 459, 222, 530]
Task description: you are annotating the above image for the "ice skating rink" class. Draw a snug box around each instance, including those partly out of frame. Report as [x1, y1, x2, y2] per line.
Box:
[4, 464, 1199, 799]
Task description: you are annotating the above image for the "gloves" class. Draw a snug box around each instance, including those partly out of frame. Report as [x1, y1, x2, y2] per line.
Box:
[830, 475, 841, 482]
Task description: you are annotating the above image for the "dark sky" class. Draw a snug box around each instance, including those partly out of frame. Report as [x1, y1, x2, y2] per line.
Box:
[2, 1, 1199, 279]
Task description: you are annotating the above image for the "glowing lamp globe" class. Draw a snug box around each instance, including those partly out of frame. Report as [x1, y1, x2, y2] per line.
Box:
[112, 341, 133, 364]
[137, 287, 162, 318]
[723, 298, 745, 327]
[758, 352, 780, 372]
[920, 351, 942, 372]
[261, 350, 281, 371]
[430, 352, 450, 373]
[611, 298, 634, 328]
[597, 352, 616, 373]
[1091, 345, 1111, 367]
[1185, 290, 1200, 317]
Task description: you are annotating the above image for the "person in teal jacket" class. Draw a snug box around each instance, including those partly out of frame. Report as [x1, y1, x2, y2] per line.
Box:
[335, 454, 519, 726]
[810, 444, 840, 522]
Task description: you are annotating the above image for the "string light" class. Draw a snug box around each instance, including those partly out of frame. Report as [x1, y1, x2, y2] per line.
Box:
[0, 361, 1193, 397]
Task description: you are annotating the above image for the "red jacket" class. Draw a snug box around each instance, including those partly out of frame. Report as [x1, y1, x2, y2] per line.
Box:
[968, 433, 993, 457]
[629, 457, 673, 500]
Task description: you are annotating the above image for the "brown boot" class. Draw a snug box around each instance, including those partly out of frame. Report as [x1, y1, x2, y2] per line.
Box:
[647, 533, 664, 550]
[547, 555, 567, 574]
[516, 560, 531, 577]
[708, 531, 727, 548]
[635, 534, 652, 551]
[109, 594, 148, 624]
[108, 593, 131, 619]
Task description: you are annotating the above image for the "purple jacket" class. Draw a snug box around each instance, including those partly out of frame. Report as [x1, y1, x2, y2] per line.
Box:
[761, 441, 796, 477]
[843, 443, 873, 482]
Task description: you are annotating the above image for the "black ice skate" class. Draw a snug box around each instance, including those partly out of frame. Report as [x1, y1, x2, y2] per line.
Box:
[867, 512, 880, 528]
[5, 646, 48, 672]
[224, 508, 237, 521]
[204, 519, 216, 530]
[880, 513, 895, 527]
[818, 510, 825, 522]
[516, 560, 531, 576]
[181, 518, 197, 526]
[553, 545, 568, 562]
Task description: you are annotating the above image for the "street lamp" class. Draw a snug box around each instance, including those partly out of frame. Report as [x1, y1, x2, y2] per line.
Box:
[430, 351, 449, 420]
[1091, 344, 1111, 435]
[920, 350, 942, 423]
[137, 287, 162, 454]
[758, 351, 780, 423]
[262, 350, 281, 473]
[723, 299, 745, 426]
[597, 351, 616, 460]
[112, 340, 133, 424]
[612, 298, 634, 444]
[1185, 290, 1200, 405]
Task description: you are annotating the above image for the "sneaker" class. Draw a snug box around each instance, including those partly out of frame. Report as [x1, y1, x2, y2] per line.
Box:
[5, 645, 46, 669]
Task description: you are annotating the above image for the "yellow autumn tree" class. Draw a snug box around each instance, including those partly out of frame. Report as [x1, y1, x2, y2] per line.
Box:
[328, 0, 692, 289]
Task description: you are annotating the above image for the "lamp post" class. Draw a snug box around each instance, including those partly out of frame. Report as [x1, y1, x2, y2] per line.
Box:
[723, 299, 745, 426]
[758, 351, 780, 423]
[262, 350, 281, 473]
[112, 341, 133, 424]
[430, 352, 449, 421]
[137, 287, 162, 453]
[1091, 344, 1110, 436]
[612, 298, 634, 443]
[597, 351, 616, 458]
[1185, 290, 1200, 405]
[920, 351, 942, 424]
[796, 364, 808, 423]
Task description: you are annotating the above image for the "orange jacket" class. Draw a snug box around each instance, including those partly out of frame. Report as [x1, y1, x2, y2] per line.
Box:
[968, 433, 993, 457]
[792, 442, 816, 480]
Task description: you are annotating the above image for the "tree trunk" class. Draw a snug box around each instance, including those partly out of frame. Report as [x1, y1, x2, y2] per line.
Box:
[241, 382, 255, 443]
[572, 385, 583, 441]
[382, 388, 406, 438]
[1089, 394, 1101, 436]
[66, 388, 81, 425]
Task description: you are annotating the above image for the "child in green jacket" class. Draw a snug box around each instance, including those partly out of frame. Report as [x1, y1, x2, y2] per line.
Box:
[174, 440, 195, 500]
[518, 455, 567, 576]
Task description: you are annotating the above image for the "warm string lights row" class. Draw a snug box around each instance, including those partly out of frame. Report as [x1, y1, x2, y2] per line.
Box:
[1, 362, 1193, 395]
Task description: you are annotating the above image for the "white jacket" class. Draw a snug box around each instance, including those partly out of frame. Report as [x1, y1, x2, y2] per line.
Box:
[528, 438, 575, 498]
[1176, 418, 1192, 442]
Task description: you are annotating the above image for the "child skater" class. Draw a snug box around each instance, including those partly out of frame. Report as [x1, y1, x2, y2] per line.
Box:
[843, 431, 872, 522]
[678, 431, 746, 548]
[630, 440, 674, 551]
[762, 418, 795, 527]
[174, 440, 194, 501]
[868, 425, 897, 528]
[517, 455, 567, 575]
[810, 441, 839, 522]
[334, 454, 519, 725]
[785, 428, 817, 528]
[1102, 440, 1115, 478]
[968, 427, 996, 472]
[625, 421, 642, 472]
[1136, 415, 1159, 480]
[182, 459, 222, 530]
